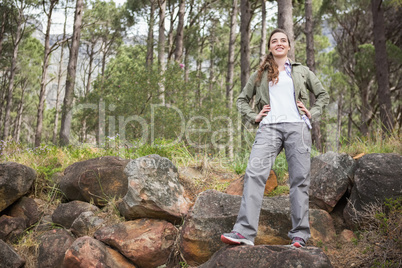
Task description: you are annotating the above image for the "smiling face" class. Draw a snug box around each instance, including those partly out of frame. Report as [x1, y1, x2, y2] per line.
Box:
[268, 32, 290, 58]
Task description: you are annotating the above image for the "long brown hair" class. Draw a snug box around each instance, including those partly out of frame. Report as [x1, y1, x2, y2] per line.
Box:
[256, 28, 291, 85]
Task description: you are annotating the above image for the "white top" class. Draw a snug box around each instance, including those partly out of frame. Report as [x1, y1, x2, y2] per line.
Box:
[260, 71, 303, 125]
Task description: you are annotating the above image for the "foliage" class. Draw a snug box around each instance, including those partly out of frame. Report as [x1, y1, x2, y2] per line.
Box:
[352, 197, 402, 267]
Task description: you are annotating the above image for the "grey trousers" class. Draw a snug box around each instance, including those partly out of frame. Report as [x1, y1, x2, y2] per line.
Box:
[233, 122, 312, 243]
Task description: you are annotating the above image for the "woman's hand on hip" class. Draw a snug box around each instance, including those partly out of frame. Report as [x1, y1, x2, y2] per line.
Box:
[255, 105, 271, 123]
[297, 101, 311, 119]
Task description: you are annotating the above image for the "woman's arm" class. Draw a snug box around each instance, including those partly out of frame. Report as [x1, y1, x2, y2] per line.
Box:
[306, 70, 330, 121]
[236, 72, 260, 125]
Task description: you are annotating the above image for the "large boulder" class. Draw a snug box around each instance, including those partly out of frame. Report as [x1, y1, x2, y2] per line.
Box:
[0, 239, 25, 268]
[199, 245, 333, 268]
[180, 190, 335, 266]
[63, 236, 136, 268]
[0, 215, 26, 243]
[95, 218, 177, 268]
[310, 152, 355, 212]
[343, 153, 402, 227]
[0, 162, 36, 212]
[71, 211, 105, 237]
[52, 200, 100, 228]
[8, 196, 41, 227]
[59, 156, 130, 206]
[118, 154, 191, 224]
[37, 229, 75, 268]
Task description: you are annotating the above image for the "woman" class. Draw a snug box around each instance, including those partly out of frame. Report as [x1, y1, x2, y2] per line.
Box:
[221, 28, 329, 248]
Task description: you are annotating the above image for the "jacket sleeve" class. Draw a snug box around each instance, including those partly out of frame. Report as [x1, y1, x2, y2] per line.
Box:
[236, 72, 259, 125]
[306, 69, 329, 121]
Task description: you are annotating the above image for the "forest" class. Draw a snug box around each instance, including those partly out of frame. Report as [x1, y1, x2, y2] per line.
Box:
[0, 0, 401, 158]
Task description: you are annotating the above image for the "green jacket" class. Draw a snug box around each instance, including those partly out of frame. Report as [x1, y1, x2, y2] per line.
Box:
[236, 61, 329, 125]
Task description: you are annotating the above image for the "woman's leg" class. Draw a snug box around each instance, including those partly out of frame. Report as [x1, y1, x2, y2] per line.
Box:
[283, 122, 312, 242]
[231, 124, 283, 243]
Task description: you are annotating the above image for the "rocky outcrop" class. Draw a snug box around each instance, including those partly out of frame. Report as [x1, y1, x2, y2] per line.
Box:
[180, 190, 335, 266]
[118, 155, 190, 224]
[310, 152, 355, 212]
[309, 209, 336, 245]
[0, 215, 26, 243]
[8, 196, 41, 227]
[199, 245, 333, 268]
[52, 200, 100, 228]
[63, 236, 136, 268]
[226, 170, 278, 196]
[37, 229, 75, 268]
[0, 162, 36, 212]
[343, 153, 402, 227]
[0, 197, 41, 243]
[95, 218, 177, 268]
[59, 156, 130, 206]
[0, 239, 25, 268]
[71, 211, 105, 237]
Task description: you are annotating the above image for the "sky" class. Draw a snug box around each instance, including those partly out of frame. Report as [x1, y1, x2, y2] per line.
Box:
[42, 0, 148, 35]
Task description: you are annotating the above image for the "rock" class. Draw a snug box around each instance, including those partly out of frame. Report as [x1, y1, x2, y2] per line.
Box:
[199, 245, 333, 268]
[309, 209, 336, 245]
[52, 200, 100, 228]
[0, 239, 25, 268]
[0, 215, 26, 243]
[118, 154, 190, 224]
[37, 229, 75, 268]
[179, 190, 335, 266]
[178, 167, 203, 202]
[339, 229, 356, 244]
[344, 153, 402, 227]
[310, 152, 355, 212]
[226, 170, 278, 196]
[8, 196, 41, 227]
[63, 236, 136, 268]
[71, 211, 105, 237]
[59, 156, 130, 206]
[95, 218, 177, 268]
[0, 162, 36, 212]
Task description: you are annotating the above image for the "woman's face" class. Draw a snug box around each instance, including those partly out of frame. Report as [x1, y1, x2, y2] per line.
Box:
[268, 32, 290, 58]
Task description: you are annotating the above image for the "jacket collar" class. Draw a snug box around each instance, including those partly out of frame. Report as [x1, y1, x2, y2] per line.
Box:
[288, 58, 301, 66]
[288, 58, 302, 66]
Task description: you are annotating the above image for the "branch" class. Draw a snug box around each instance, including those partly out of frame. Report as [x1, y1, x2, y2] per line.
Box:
[49, 36, 71, 53]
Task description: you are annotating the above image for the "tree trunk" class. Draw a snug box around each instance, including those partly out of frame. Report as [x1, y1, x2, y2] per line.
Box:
[208, 20, 216, 102]
[260, 0, 266, 58]
[85, 42, 96, 96]
[305, 0, 322, 151]
[359, 80, 373, 136]
[240, 0, 251, 92]
[240, 0, 252, 148]
[0, 74, 7, 129]
[226, 0, 238, 160]
[158, 0, 166, 105]
[59, 0, 84, 146]
[184, 47, 189, 82]
[174, 0, 185, 62]
[146, 0, 155, 67]
[0, 12, 6, 57]
[53, 2, 68, 144]
[13, 82, 27, 142]
[277, 0, 294, 60]
[35, 0, 57, 147]
[336, 93, 343, 152]
[371, 0, 394, 134]
[3, 6, 23, 140]
[196, 39, 205, 108]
